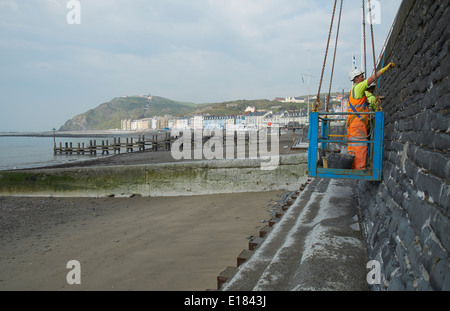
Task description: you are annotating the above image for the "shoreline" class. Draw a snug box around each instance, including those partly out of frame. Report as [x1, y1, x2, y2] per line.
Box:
[0, 130, 159, 138]
[7, 131, 305, 171]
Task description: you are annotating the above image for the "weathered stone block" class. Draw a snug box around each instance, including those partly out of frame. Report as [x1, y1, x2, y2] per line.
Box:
[404, 194, 431, 236]
[387, 272, 406, 291]
[431, 211, 450, 252]
[438, 183, 450, 213]
[429, 255, 449, 291]
[415, 170, 444, 207]
[237, 249, 253, 267]
[217, 266, 237, 290]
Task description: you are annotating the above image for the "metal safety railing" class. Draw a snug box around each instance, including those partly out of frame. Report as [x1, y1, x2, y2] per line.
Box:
[307, 111, 384, 181]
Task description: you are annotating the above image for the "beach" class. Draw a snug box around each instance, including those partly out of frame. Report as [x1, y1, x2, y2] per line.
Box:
[0, 191, 287, 290]
[0, 133, 304, 291]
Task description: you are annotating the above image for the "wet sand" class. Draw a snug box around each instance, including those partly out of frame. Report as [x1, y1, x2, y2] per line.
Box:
[0, 191, 287, 290]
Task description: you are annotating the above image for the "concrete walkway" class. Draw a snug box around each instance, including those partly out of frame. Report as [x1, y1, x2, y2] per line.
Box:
[219, 178, 370, 291]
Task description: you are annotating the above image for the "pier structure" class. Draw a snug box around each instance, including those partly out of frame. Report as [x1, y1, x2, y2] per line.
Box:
[53, 134, 172, 155]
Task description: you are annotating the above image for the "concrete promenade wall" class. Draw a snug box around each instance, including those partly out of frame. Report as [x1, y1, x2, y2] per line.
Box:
[358, 0, 449, 290]
[0, 154, 308, 198]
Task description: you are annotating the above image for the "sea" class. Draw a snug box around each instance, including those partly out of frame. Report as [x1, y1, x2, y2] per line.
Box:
[0, 133, 142, 171]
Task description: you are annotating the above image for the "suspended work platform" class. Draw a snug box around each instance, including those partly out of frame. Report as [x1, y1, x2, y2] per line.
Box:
[307, 111, 384, 181]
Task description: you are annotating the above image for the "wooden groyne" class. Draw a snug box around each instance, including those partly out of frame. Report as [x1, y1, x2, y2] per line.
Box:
[53, 134, 172, 155]
[52, 128, 304, 156]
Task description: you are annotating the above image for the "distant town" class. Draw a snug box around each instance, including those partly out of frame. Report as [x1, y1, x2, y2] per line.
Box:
[121, 95, 349, 131]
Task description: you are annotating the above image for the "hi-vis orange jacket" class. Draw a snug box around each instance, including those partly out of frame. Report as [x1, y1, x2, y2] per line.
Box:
[347, 84, 370, 127]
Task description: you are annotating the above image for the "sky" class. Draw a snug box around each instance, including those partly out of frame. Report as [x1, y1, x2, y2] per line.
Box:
[0, 0, 402, 132]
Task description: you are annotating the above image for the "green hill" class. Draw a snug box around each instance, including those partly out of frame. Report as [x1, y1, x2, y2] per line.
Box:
[59, 96, 197, 131]
[59, 95, 316, 131]
[192, 99, 307, 116]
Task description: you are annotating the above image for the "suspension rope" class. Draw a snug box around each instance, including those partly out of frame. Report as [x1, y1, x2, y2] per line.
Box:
[362, 0, 367, 75]
[313, 0, 338, 112]
[326, 0, 343, 112]
[367, 0, 382, 108]
[314, 0, 380, 112]
[368, 0, 378, 88]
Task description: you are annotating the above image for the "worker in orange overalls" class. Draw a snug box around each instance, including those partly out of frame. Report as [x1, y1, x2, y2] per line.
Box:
[347, 63, 396, 170]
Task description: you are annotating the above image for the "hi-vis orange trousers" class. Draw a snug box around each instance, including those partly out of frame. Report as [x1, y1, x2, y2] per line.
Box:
[347, 119, 368, 170]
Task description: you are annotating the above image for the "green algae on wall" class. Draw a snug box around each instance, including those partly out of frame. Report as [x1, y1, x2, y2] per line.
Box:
[0, 154, 308, 197]
[0, 171, 77, 193]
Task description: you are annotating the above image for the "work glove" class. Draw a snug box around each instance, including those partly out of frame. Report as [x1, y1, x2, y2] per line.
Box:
[380, 62, 396, 74]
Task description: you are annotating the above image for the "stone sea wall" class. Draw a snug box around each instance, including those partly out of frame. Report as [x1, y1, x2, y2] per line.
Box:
[358, 0, 449, 290]
[0, 154, 308, 198]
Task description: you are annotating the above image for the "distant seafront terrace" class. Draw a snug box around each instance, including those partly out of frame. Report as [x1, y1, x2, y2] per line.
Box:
[121, 109, 310, 132]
